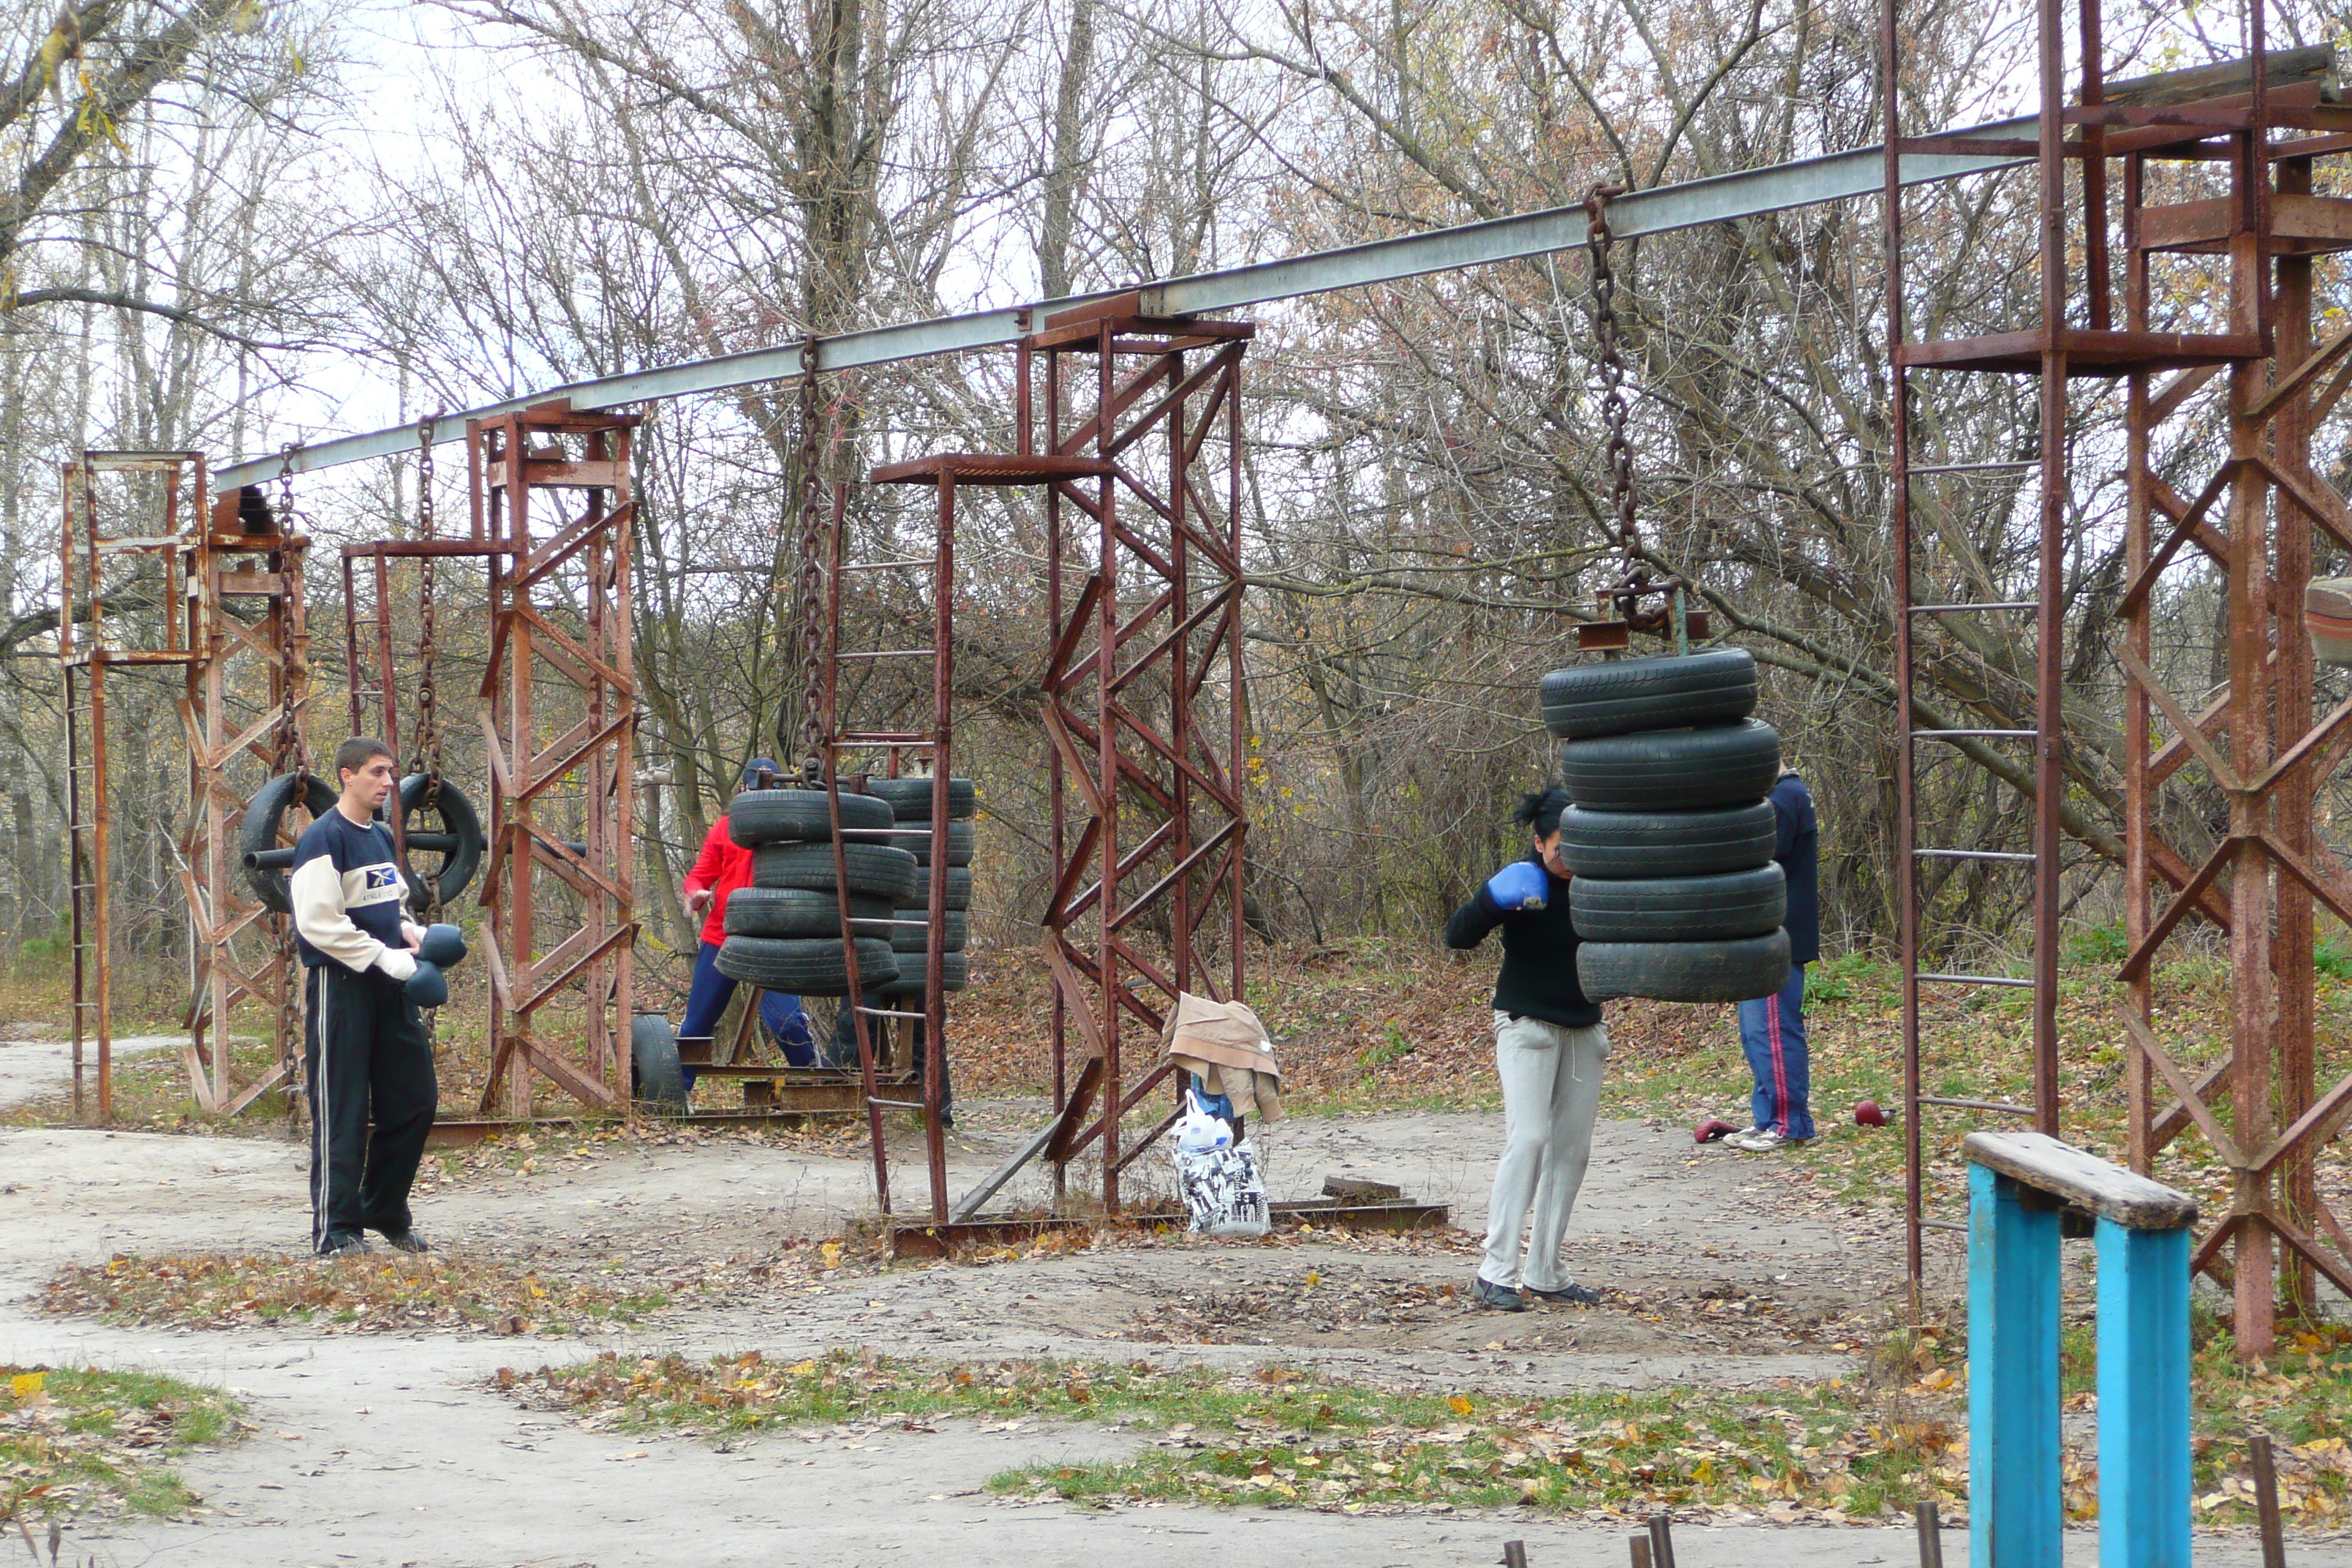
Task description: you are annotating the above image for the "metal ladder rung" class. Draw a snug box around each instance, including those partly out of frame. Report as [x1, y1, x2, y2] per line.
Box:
[1915, 848, 2038, 862]
[1918, 1095, 2039, 1117]
[856, 1006, 927, 1020]
[869, 1097, 925, 1109]
[840, 559, 933, 572]
[1912, 728, 2037, 740]
[1921, 1218, 1969, 1234]
[1917, 971, 2032, 988]
[1908, 459, 2040, 475]
[836, 649, 938, 661]
[1908, 600, 2039, 614]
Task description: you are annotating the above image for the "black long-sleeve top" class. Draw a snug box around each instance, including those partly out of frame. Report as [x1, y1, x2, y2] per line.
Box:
[1442, 852, 1602, 1028]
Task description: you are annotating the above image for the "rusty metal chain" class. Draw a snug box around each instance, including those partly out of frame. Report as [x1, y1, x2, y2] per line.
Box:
[274, 444, 312, 1119]
[1585, 184, 1638, 570]
[791, 345, 831, 783]
[272, 445, 312, 779]
[411, 413, 446, 921]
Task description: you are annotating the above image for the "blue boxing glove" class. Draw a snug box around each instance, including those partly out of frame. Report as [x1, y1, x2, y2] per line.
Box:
[404, 961, 449, 1010]
[416, 922, 467, 969]
[1485, 860, 1550, 913]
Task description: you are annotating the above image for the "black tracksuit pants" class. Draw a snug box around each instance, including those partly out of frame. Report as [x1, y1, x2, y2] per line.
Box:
[305, 962, 437, 1251]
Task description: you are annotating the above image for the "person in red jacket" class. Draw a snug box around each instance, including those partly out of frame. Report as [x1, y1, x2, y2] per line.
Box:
[677, 758, 814, 1094]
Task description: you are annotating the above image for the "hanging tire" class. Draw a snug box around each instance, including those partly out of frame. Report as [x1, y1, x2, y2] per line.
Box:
[880, 951, 969, 995]
[750, 842, 921, 904]
[728, 788, 894, 846]
[723, 886, 893, 940]
[396, 774, 486, 916]
[888, 820, 975, 865]
[888, 909, 969, 954]
[1556, 801, 1778, 879]
[1576, 930, 1792, 1003]
[1569, 864, 1786, 943]
[717, 935, 900, 997]
[238, 772, 339, 913]
[1539, 648, 1757, 740]
[865, 776, 976, 821]
[1559, 719, 1781, 812]
[907, 866, 973, 911]
[630, 1014, 686, 1109]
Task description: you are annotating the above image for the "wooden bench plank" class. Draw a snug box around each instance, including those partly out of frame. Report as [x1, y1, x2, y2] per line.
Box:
[1963, 1131, 2198, 1230]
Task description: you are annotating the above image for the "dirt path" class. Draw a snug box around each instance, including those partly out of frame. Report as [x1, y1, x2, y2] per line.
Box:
[0, 1107, 2289, 1567]
[0, 1033, 190, 1108]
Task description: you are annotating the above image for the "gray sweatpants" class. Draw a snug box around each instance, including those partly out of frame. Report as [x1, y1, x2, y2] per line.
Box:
[1478, 1011, 1609, 1292]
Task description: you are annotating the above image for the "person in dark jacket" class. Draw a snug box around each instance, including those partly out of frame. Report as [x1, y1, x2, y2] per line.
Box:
[1725, 768, 1819, 1152]
[1443, 785, 1607, 1311]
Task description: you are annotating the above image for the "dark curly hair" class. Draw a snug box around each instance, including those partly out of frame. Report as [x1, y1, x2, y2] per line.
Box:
[1513, 785, 1572, 840]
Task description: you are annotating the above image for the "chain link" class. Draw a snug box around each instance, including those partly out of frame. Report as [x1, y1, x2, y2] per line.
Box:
[272, 445, 311, 778]
[1585, 184, 1638, 570]
[791, 347, 831, 782]
[411, 413, 445, 920]
[272, 445, 311, 1117]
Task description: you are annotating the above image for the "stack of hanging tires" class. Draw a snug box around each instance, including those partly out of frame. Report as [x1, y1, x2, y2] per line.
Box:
[716, 788, 908, 995]
[864, 776, 977, 998]
[1542, 647, 1793, 1003]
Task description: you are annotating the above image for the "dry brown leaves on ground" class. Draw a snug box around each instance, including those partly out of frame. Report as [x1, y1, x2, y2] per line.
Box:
[40, 1252, 669, 1338]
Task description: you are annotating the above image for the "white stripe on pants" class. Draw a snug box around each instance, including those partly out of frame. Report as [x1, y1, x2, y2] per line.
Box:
[1479, 1011, 1609, 1292]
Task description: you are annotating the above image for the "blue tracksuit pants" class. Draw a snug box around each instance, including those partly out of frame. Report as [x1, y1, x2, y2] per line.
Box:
[1736, 962, 1814, 1139]
[679, 941, 815, 1090]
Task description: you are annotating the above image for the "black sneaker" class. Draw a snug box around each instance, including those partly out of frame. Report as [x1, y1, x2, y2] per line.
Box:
[318, 1232, 372, 1258]
[1526, 1281, 1601, 1305]
[1471, 1276, 1528, 1311]
[379, 1229, 431, 1255]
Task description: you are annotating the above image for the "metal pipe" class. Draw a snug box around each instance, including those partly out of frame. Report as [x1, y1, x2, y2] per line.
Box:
[214, 120, 2039, 490]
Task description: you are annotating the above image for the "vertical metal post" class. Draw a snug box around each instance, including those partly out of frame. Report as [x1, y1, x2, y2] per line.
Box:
[924, 473, 956, 1220]
[1968, 1164, 2062, 1568]
[2029, 0, 2066, 1139]
[2225, 144, 2278, 1354]
[2095, 1217, 2192, 1568]
[2122, 148, 2153, 1175]
[1044, 343, 1068, 1205]
[2272, 155, 2318, 1319]
[1096, 315, 1123, 1212]
[1882, 0, 1926, 1295]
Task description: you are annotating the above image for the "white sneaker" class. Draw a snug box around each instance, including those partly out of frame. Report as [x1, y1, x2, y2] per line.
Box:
[1726, 1127, 1809, 1153]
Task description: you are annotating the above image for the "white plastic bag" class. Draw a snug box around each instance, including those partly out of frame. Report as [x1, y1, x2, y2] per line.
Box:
[1175, 1141, 1269, 1237]
[1175, 1087, 1234, 1154]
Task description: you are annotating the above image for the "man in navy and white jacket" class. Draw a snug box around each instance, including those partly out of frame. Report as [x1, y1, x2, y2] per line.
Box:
[291, 736, 433, 1256]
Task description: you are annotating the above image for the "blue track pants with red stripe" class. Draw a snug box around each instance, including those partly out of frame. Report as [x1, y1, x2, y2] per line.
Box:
[1736, 962, 1814, 1139]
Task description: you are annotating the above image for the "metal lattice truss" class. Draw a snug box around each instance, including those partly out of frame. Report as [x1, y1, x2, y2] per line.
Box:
[1034, 299, 1253, 1213]
[471, 407, 641, 1115]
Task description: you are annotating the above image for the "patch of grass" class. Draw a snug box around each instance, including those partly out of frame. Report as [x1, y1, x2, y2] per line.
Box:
[513, 1320, 2352, 1531]
[0, 1037, 299, 1131]
[1360, 1021, 1416, 1068]
[511, 1349, 1964, 1524]
[0, 1365, 248, 1523]
[42, 1252, 670, 1338]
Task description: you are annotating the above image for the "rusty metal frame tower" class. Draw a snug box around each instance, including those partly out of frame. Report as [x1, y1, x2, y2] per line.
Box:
[1885, 0, 2352, 1350]
[59, 455, 314, 1120]
[179, 481, 313, 1115]
[1032, 295, 1254, 1213]
[471, 403, 641, 1116]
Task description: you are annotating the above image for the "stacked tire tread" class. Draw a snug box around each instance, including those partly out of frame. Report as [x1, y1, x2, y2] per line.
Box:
[1540, 649, 1792, 1003]
[723, 781, 976, 999]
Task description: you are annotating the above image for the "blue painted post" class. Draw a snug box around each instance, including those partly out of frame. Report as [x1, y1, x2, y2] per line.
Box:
[1970, 1163, 2063, 1568]
[2096, 1218, 2191, 1568]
